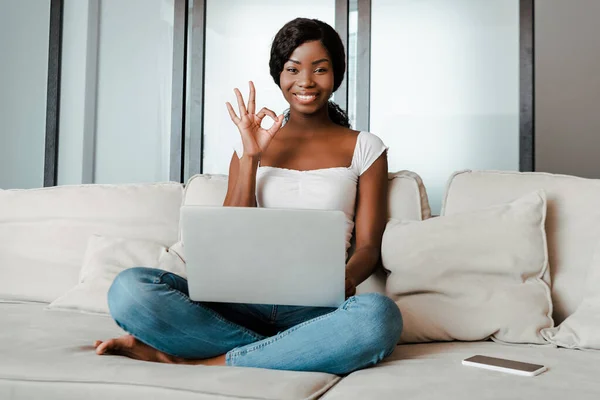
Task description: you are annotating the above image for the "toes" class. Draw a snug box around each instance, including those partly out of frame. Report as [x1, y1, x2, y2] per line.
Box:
[96, 339, 113, 355]
[94, 335, 169, 363]
[96, 336, 134, 355]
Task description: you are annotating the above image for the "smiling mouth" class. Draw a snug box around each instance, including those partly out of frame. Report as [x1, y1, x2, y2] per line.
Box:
[293, 93, 318, 104]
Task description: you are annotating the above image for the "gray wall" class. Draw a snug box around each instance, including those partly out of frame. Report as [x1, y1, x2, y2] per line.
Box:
[535, 0, 600, 178]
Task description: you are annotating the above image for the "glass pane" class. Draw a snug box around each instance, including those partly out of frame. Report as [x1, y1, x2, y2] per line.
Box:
[93, 0, 174, 184]
[370, 0, 520, 214]
[347, 0, 358, 130]
[58, 0, 96, 186]
[0, 0, 50, 189]
[202, 0, 336, 175]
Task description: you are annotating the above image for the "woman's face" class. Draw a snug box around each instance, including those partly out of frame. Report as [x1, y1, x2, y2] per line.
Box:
[279, 40, 334, 115]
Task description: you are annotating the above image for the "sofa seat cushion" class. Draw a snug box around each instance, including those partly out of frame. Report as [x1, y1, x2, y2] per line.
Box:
[321, 341, 600, 400]
[0, 303, 340, 400]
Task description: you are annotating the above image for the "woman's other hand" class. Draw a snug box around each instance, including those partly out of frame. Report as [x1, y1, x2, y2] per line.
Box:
[226, 81, 284, 159]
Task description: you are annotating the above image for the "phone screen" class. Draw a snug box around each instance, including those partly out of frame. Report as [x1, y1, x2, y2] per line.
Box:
[464, 355, 544, 372]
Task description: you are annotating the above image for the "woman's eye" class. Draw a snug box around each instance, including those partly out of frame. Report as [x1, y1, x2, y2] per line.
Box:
[286, 68, 298, 73]
[315, 68, 327, 73]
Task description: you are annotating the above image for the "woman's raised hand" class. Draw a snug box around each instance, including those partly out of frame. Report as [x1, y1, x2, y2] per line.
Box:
[226, 81, 284, 159]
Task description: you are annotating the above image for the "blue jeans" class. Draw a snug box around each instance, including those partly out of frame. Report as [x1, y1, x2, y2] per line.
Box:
[107, 267, 403, 375]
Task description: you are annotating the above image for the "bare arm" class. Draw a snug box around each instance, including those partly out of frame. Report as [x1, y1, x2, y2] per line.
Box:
[223, 152, 259, 207]
[222, 81, 283, 207]
[345, 152, 389, 292]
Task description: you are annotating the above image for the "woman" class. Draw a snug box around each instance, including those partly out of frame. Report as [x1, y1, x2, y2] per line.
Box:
[95, 18, 402, 375]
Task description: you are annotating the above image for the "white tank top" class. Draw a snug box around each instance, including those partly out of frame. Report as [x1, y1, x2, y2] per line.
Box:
[234, 131, 388, 251]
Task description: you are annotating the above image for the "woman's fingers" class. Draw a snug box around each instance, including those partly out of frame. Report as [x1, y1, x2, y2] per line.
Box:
[234, 88, 247, 116]
[267, 114, 285, 136]
[225, 102, 240, 124]
[257, 108, 282, 136]
[247, 81, 256, 115]
[255, 107, 278, 122]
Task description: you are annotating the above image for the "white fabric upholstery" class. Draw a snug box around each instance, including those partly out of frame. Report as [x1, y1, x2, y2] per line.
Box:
[383, 191, 553, 344]
[182, 174, 229, 208]
[387, 170, 431, 222]
[4, 303, 600, 399]
[0, 303, 339, 400]
[47, 235, 187, 315]
[542, 237, 600, 349]
[0, 183, 183, 303]
[182, 171, 431, 295]
[5, 172, 600, 399]
[321, 341, 600, 399]
[441, 170, 600, 324]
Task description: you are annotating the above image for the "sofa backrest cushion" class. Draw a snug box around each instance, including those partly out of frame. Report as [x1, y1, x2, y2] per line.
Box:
[0, 183, 183, 303]
[442, 170, 600, 324]
[388, 171, 431, 222]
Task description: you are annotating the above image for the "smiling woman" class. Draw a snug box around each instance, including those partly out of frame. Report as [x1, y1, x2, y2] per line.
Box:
[96, 17, 403, 375]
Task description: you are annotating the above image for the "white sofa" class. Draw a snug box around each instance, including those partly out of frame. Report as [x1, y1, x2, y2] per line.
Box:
[1, 170, 600, 400]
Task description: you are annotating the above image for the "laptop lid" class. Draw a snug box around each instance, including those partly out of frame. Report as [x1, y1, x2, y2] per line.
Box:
[180, 206, 346, 308]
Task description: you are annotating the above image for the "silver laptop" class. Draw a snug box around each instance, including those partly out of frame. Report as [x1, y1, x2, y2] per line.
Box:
[180, 206, 346, 308]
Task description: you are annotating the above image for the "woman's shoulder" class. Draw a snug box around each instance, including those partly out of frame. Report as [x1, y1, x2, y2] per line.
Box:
[337, 128, 384, 144]
[335, 128, 387, 158]
[355, 130, 386, 149]
[353, 131, 388, 175]
[356, 130, 382, 139]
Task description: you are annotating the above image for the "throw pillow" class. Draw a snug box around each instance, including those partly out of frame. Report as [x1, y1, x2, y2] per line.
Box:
[47, 235, 186, 315]
[541, 238, 600, 350]
[382, 190, 553, 344]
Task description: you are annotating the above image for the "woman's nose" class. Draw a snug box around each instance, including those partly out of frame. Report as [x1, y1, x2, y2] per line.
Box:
[297, 71, 315, 88]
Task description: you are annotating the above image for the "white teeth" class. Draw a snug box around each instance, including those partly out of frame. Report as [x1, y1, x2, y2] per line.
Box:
[296, 95, 316, 101]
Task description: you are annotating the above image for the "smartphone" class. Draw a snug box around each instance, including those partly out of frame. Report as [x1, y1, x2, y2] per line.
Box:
[462, 355, 547, 377]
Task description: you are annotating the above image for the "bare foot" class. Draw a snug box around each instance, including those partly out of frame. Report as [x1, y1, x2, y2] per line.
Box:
[94, 335, 181, 363]
[94, 335, 226, 366]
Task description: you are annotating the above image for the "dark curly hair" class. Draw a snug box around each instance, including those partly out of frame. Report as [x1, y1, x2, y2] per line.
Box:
[269, 18, 350, 128]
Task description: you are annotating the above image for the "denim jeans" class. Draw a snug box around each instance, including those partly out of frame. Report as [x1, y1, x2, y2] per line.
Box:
[107, 267, 403, 375]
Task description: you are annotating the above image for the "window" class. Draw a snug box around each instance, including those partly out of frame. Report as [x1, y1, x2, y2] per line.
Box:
[58, 0, 175, 184]
[370, 0, 520, 213]
[0, 0, 50, 189]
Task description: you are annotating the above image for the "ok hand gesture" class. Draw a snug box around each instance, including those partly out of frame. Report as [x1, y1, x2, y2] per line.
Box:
[226, 81, 285, 159]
